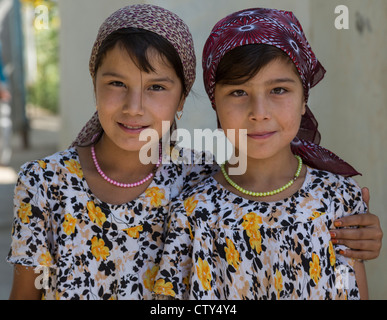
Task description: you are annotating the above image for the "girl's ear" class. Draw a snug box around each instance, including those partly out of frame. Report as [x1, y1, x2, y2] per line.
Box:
[301, 100, 306, 115]
[177, 95, 186, 112]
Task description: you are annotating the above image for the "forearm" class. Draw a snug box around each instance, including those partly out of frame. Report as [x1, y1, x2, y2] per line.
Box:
[354, 260, 368, 300]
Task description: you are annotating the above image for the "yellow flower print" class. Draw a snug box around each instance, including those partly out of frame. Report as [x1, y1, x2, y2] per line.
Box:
[248, 230, 262, 254]
[37, 160, 46, 169]
[309, 253, 321, 285]
[187, 222, 194, 241]
[242, 212, 262, 234]
[64, 159, 83, 179]
[224, 237, 241, 270]
[153, 279, 176, 297]
[328, 241, 336, 267]
[145, 187, 165, 207]
[183, 276, 190, 289]
[21, 0, 54, 9]
[38, 251, 53, 267]
[87, 201, 106, 227]
[63, 213, 77, 235]
[90, 236, 110, 261]
[309, 211, 326, 221]
[18, 202, 33, 224]
[124, 225, 143, 239]
[196, 257, 212, 291]
[274, 269, 283, 299]
[242, 212, 263, 254]
[143, 265, 159, 291]
[184, 196, 198, 216]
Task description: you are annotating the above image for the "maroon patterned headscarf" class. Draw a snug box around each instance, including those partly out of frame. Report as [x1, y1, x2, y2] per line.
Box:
[203, 8, 360, 176]
[71, 4, 196, 147]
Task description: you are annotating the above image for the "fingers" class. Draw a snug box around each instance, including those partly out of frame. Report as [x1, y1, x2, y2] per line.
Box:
[335, 212, 379, 228]
[339, 248, 378, 261]
[331, 216, 383, 260]
[330, 188, 383, 261]
[332, 224, 383, 241]
[333, 237, 378, 251]
[331, 225, 383, 260]
[361, 187, 370, 209]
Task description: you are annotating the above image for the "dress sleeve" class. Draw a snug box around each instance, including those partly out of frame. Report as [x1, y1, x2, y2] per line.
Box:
[7, 161, 54, 268]
[333, 176, 367, 221]
[153, 198, 193, 300]
[332, 176, 367, 259]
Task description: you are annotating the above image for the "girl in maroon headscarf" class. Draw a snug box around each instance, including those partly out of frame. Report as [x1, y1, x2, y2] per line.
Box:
[154, 8, 370, 299]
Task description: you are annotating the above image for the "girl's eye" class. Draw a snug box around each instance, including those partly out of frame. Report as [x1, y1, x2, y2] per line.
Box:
[231, 90, 247, 97]
[149, 85, 165, 91]
[109, 81, 125, 88]
[271, 87, 287, 95]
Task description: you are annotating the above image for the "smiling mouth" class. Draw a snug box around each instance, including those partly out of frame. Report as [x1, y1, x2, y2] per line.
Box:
[247, 132, 276, 139]
[121, 124, 146, 129]
[118, 123, 149, 132]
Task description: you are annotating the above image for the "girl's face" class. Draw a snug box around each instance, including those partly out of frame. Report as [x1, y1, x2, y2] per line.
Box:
[214, 58, 306, 161]
[94, 44, 185, 152]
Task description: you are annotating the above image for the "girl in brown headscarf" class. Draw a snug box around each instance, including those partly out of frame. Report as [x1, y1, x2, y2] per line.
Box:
[7, 4, 216, 300]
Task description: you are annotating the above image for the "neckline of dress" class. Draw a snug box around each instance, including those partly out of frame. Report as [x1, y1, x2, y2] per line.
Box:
[208, 165, 313, 206]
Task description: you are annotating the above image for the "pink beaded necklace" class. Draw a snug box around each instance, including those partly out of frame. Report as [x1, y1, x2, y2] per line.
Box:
[91, 144, 162, 188]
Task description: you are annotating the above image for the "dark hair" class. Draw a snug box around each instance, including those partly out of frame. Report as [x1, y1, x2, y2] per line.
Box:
[216, 44, 299, 85]
[94, 28, 187, 96]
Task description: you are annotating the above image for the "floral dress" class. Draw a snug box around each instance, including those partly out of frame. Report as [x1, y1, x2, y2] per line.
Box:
[7, 147, 217, 300]
[153, 167, 365, 300]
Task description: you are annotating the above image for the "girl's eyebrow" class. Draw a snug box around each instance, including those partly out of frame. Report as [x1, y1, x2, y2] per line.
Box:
[217, 77, 298, 87]
[101, 72, 175, 84]
[149, 76, 175, 84]
[101, 71, 125, 78]
[265, 78, 297, 85]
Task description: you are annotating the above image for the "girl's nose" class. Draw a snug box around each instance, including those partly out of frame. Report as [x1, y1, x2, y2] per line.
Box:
[249, 95, 270, 121]
[122, 89, 144, 116]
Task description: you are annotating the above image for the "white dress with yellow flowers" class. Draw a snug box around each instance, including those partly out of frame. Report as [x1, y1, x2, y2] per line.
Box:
[153, 167, 365, 300]
[7, 147, 217, 300]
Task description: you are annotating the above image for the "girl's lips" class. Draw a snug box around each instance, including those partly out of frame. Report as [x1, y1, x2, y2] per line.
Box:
[247, 131, 276, 140]
[118, 122, 149, 134]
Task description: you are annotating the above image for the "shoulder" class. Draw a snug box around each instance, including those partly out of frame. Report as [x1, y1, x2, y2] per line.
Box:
[308, 167, 361, 193]
[306, 167, 364, 213]
[18, 148, 80, 185]
[161, 146, 220, 196]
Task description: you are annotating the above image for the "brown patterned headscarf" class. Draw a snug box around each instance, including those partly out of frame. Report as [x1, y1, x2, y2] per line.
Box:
[71, 4, 196, 147]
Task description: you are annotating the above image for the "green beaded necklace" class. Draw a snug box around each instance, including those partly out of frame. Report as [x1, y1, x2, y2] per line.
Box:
[221, 155, 303, 197]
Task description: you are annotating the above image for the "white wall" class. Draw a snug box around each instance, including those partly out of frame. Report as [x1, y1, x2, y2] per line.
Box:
[59, 0, 387, 298]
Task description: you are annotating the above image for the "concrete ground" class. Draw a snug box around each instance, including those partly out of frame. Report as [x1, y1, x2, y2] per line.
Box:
[0, 109, 59, 299]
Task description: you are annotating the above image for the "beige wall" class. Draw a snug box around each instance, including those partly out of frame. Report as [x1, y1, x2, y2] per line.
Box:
[58, 0, 135, 147]
[59, 0, 387, 298]
[308, 0, 387, 299]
